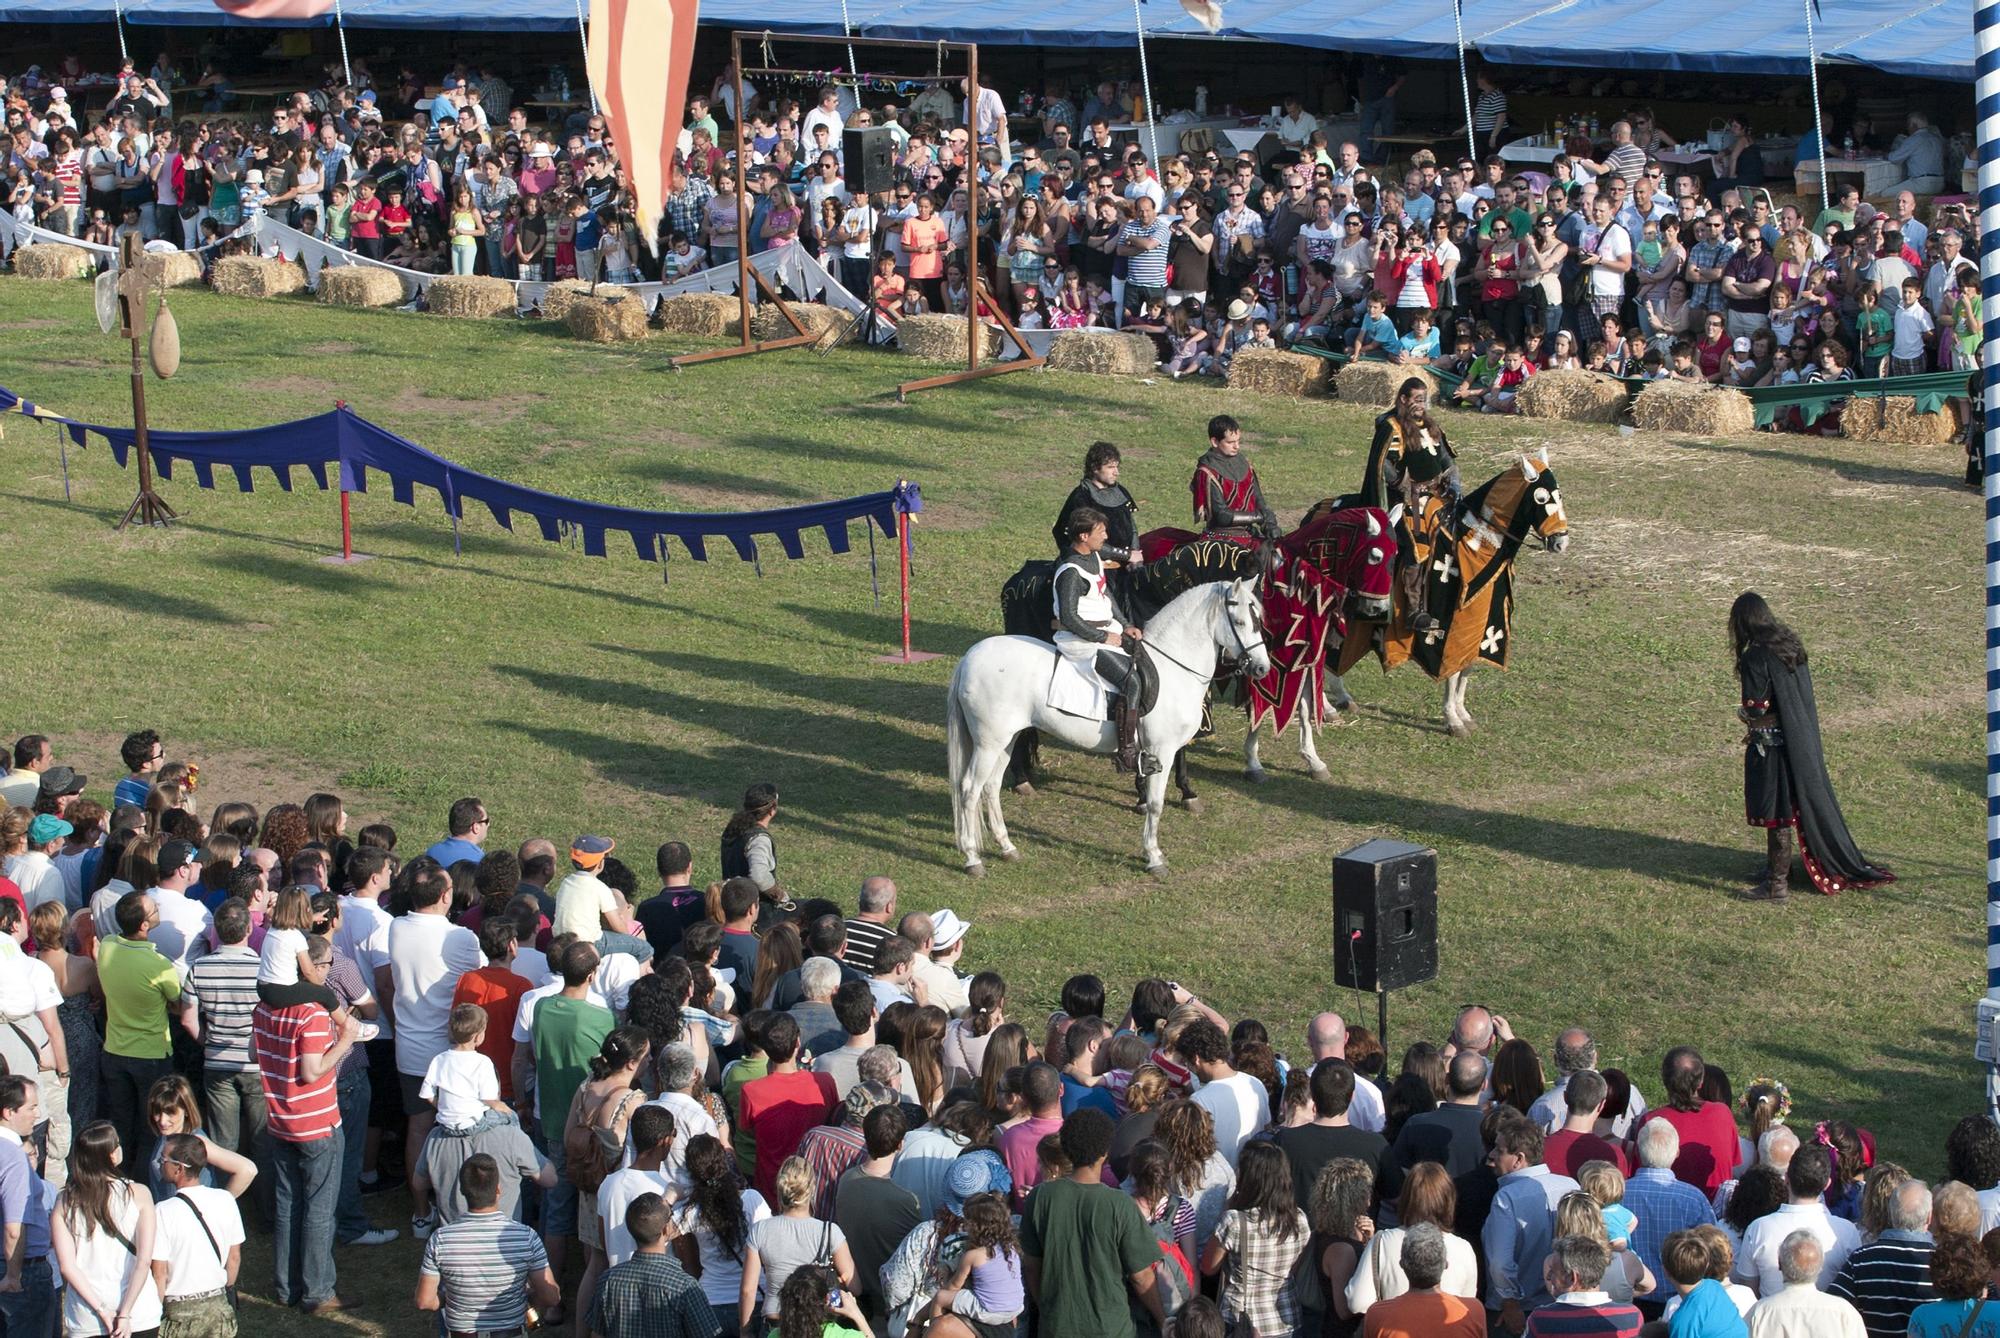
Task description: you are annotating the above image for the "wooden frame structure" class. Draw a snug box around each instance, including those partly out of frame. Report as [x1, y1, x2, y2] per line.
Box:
[669, 31, 1045, 396]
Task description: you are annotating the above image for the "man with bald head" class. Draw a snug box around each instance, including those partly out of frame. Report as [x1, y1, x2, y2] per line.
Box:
[843, 876, 898, 976]
[516, 838, 560, 917]
[1390, 1050, 1489, 1178]
[1446, 1004, 1508, 1059]
[1529, 1027, 1647, 1134]
[1307, 1013, 1385, 1132]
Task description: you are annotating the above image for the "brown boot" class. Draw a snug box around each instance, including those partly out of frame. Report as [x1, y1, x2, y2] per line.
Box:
[1114, 700, 1140, 774]
[1739, 827, 1794, 901]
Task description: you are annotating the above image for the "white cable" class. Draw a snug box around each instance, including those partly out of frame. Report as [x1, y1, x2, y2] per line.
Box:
[1453, 0, 1477, 167]
[840, 0, 859, 90]
[1803, 0, 1829, 219]
[334, 0, 353, 88]
[1132, 0, 1158, 165]
[575, 0, 600, 115]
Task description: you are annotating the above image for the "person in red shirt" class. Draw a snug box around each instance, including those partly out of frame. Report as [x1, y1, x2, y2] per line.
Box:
[737, 1013, 837, 1202]
[1633, 1047, 1741, 1196]
[348, 180, 383, 259]
[378, 185, 412, 247]
[255, 935, 363, 1312]
[452, 918, 530, 1102]
[1542, 1070, 1630, 1179]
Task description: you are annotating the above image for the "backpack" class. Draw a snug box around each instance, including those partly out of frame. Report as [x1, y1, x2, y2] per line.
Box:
[564, 1085, 639, 1194]
[1146, 1195, 1196, 1319]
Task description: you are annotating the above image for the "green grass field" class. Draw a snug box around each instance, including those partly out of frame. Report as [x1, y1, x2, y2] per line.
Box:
[0, 278, 1985, 1336]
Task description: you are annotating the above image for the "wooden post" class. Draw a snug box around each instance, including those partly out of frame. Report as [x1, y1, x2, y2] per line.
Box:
[115, 232, 176, 530]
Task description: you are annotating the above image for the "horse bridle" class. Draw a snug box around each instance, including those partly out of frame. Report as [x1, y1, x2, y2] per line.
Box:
[1148, 591, 1267, 682]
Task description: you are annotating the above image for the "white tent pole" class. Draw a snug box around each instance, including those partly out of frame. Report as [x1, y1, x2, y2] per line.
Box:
[1132, 0, 1159, 166]
[1804, 0, 1829, 218]
[113, 0, 128, 62]
[1980, 0, 2000, 1125]
[334, 0, 353, 87]
[1453, 0, 1477, 166]
[840, 0, 859, 84]
[575, 0, 600, 115]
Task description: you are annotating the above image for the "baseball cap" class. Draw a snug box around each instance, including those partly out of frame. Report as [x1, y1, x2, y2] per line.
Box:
[158, 836, 199, 871]
[571, 834, 615, 869]
[1732, 336, 1751, 353]
[357, 89, 378, 103]
[28, 814, 73, 846]
[38, 765, 86, 798]
[930, 908, 972, 952]
[943, 1149, 1012, 1214]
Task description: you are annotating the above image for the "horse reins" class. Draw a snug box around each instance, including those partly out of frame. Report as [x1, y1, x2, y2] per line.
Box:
[1141, 593, 1266, 683]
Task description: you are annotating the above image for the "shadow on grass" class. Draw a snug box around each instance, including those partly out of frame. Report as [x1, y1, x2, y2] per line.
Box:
[495, 721, 957, 866]
[1677, 439, 1965, 493]
[715, 431, 920, 474]
[773, 600, 991, 654]
[614, 458, 827, 502]
[50, 576, 242, 625]
[1760, 1027, 1980, 1143]
[1916, 758, 1983, 795]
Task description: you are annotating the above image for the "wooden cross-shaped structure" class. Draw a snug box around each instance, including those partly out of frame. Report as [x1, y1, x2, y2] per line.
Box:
[115, 232, 176, 530]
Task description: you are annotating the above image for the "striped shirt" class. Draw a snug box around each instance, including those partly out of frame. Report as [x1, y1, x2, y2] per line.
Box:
[1119, 218, 1174, 288]
[1525, 1296, 1642, 1337]
[1473, 88, 1508, 134]
[842, 918, 896, 976]
[254, 1003, 340, 1142]
[187, 946, 261, 1072]
[419, 1209, 548, 1334]
[795, 1123, 867, 1220]
[1827, 1230, 1936, 1338]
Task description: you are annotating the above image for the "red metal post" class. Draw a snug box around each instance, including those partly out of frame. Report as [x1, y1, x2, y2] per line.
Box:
[340, 489, 353, 561]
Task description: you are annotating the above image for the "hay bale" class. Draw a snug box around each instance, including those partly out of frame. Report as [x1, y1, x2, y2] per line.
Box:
[896, 313, 1001, 364]
[136, 250, 204, 289]
[1517, 368, 1631, 424]
[210, 255, 306, 298]
[565, 294, 650, 343]
[1045, 331, 1158, 376]
[12, 243, 95, 280]
[750, 300, 846, 350]
[1630, 379, 1756, 436]
[1227, 347, 1333, 397]
[1840, 394, 1964, 445]
[425, 274, 518, 319]
[655, 292, 743, 338]
[539, 278, 629, 322]
[316, 265, 407, 308]
[1332, 359, 1429, 406]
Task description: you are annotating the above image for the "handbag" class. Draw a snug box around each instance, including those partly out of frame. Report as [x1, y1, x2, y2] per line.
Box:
[1955, 1297, 1988, 1338]
[174, 1190, 239, 1310]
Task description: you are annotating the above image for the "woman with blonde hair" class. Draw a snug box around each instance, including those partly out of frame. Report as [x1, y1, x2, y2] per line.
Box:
[142, 783, 196, 841]
[1555, 1188, 1653, 1300]
[740, 1155, 855, 1336]
[1346, 1160, 1479, 1313]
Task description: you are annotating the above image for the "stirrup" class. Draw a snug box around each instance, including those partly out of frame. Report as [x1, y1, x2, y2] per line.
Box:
[1137, 752, 1164, 778]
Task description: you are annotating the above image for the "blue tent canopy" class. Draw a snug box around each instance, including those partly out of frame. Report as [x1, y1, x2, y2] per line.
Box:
[0, 0, 1973, 82]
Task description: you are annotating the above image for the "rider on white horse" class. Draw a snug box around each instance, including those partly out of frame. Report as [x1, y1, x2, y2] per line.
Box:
[1051, 508, 1150, 776]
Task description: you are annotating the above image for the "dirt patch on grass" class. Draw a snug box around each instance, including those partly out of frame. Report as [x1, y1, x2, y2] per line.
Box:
[304, 341, 363, 357]
[262, 376, 342, 404]
[3, 318, 64, 331]
[387, 386, 545, 426]
[31, 358, 101, 372]
[655, 482, 809, 512]
[1570, 517, 1892, 592]
[64, 731, 329, 814]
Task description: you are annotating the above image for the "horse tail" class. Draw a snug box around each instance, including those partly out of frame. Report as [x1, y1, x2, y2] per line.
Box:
[946, 655, 983, 853]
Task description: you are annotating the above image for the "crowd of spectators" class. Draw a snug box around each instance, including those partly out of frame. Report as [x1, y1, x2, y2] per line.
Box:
[4, 727, 2000, 1338]
[1, 52, 1977, 404]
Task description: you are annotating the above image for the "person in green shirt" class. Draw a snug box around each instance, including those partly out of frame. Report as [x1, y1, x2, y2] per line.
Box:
[1813, 184, 1860, 235]
[523, 939, 613, 1290]
[97, 890, 182, 1171]
[1020, 1108, 1166, 1338]
[722, 1027, 770, 1178]
[1854, 282, 1894, 376]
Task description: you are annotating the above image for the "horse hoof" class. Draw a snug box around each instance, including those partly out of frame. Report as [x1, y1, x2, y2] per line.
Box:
[1309, 764, 1331, 781]
[1447, 721, 1472, 740]
[1146, 861, 1169, 878]
[1183, 796, 1205, 815]
[999, 847, 1021, 863]
[1011, 782, 1036, 798]
[1244, 769, 1268, 784]
[965, 862, 986, 879]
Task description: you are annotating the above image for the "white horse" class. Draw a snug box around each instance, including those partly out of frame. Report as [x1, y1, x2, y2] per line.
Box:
[946, 578, 1271, 876]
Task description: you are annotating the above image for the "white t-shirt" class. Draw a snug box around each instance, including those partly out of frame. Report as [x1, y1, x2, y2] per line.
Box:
[550, 870, 617, 942]
[61, 1180, 163, 1336]
[625, 1092, 719, 1192]
[0, 937, 61, 1024]
[1191, 1070, 1271, 1170]
[509, 945, 549, 987]
[424, 1048, 501, 1130]
[1591, 222, 1632, 299]
[674, 1188, 772, 1307]
[258, 926, 308, 986]
[1734, 1202, 1860, 1295]
[840, 203, 878, 260]
[1891, 302, 1933, 359]
[147, 887, 213, 982]
[1348, 1073, 1386, 1134]
[335, 895, 394, 1040]
[153, 1186, 245, 1298]
[597, 1165, 675, 1266]
[390, 911, 484, 1077]
[6, 852, 65, 913]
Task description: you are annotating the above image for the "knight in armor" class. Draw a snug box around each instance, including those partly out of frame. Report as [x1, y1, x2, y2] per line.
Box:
[1052, 440, 1141, 562]
[1360, 378, 1461, 632]
[1191, 414, 1278, 542]
[1052, 507, 1151, 775]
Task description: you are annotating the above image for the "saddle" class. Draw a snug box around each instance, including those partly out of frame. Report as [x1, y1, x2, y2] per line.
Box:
[1116, 642, 1161, 716]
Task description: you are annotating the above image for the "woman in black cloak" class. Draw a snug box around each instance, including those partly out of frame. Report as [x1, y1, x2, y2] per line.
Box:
[1732, 591, 1894, 901]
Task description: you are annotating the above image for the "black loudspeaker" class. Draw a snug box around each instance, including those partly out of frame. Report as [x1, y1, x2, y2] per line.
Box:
[843, 126, 898, 194]
[1332, 838, 1438, 993]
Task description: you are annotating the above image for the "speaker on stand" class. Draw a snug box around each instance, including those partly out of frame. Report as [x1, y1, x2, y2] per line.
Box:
[1333, 838, 1439, 1051]
[821, 127, 904, 354]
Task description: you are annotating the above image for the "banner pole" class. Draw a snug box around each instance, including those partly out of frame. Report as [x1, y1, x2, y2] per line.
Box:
[1979, 0, 2000, 1122]
[872, 488, 939, 665]
[341, 489, 353, 560]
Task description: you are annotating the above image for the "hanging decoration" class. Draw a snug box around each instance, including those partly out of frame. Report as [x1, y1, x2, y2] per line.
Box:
[587, 0, 702, 253]
[210, 0, 337, 15]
